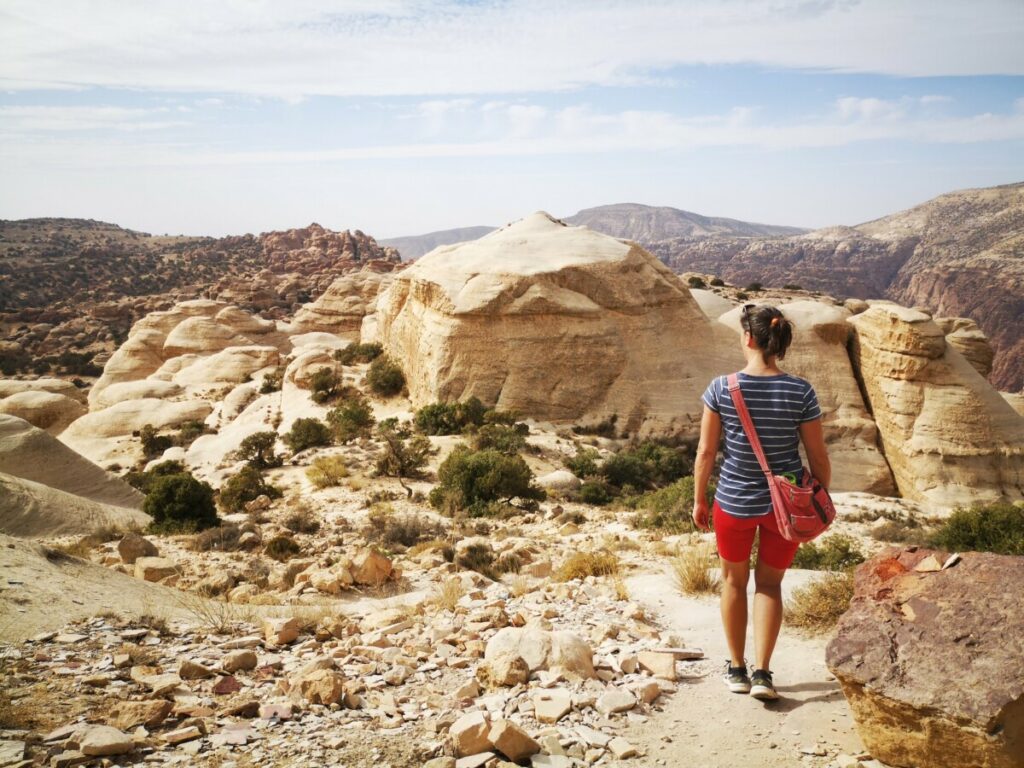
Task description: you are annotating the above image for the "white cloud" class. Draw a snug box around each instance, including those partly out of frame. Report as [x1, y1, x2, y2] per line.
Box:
[0, 1, 1022, 99]
[0, 105, 187, 132]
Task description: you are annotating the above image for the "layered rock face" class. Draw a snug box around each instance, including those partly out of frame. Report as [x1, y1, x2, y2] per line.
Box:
[827, 547, 1024, 768]
[716, 301, 895, 495]
[850, 303, 1024, 506]
[291, 271, 395, 336]
[375, 212, 738, 432]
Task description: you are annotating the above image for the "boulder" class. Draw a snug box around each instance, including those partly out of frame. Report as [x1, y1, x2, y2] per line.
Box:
[223, 649, 258, 673]
[134, 556, 178, 583]
[477, 653, 529, 688]
[264, 617, 300, 645]
[826, 547, 1024, 768]
[488, 719, 540, 762]
[117, 533, 158, 564]
[849, 304, 1024, 506]
[376, 212, 737, 432]
[937, 316, 995, 378]
[292, 668, 346, 705]
[535, 470, 582, 492]
[0, 391, 85, 434]
[76, 725, 133, 757]
[533, 689, 573, 723]
[450, 711, 492, 757]
[484, 627, 594, 679]
[352, 549, 393, 586]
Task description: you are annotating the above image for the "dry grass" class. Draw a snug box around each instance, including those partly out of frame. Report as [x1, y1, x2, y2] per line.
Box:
[786, 570, 855, 633]
[430, 577, 466, 612]
[283, 508, 321, 535]
[650, 539, 673, 557]
[306, 455, 349, 488]
[508, 574, 533, 597]
[407, 538, 455, 560]
[173, 592, 253, 634]
[612, 577, 630, 600]
[671, 542, 720, 595]
[555, 550, 619, 582]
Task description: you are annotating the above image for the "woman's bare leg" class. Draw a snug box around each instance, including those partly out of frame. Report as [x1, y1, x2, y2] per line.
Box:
[720, 558, 751, 666]
[753, 559, 786, 670]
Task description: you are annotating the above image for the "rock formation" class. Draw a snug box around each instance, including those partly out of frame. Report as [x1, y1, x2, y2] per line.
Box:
[291, 271, 396, 335]
[827, 547, 1024, 768]
[375, 212, 738, 433]
[850, 303, 1024, 506]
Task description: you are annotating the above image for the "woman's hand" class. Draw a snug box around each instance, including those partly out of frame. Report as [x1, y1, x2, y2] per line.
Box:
[692, 500, 711, 532]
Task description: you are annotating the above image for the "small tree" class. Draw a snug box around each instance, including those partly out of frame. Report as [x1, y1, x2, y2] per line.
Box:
[219, 465, 282, 513]
[260, 367, 283, 394]
[367, 356, 406, 397]
[309, 367, 341, 404]
[235, 431, 282, 469]
[144, 472, 219, 533]
[334, 342, 383, 366]
[429, 445, 544, 516]
[327, 396, 375, 443]
[140, 424, 172, 459]
[282, 418, 332, 453]
[687, 276, 706, 289]
[471, 423, 528, 455]
[375, 419, 432, 497]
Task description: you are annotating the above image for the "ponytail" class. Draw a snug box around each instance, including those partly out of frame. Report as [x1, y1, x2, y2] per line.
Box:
[741, 304, 793, 360]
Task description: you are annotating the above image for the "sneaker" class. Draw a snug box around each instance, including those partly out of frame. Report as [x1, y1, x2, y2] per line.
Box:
[750, 669, 779, 700]
[723, 661, 751, 693]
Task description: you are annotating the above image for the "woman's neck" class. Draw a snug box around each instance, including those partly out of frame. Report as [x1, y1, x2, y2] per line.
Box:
[742, 353, 783, 376]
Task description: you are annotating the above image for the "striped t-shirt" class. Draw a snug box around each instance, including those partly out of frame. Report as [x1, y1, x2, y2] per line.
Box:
[702, 372, 822, 518]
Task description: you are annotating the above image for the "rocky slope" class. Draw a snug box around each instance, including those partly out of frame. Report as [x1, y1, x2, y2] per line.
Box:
[647, 183, 1024, 392]
[380, 226, 496, 261]
[0, 219, 401, 379]
[565, 203, 807, 241]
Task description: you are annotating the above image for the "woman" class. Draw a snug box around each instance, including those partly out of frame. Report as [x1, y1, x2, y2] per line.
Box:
[692, 304, 830, 701]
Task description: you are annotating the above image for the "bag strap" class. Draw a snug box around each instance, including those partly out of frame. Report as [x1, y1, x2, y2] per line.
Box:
[726, 373, 773, 480]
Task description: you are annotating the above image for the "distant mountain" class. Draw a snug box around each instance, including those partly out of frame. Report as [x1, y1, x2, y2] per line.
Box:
[564, 203, 808, 241]
[649, 182, 1024, 392]
[380, 226, 495, 260]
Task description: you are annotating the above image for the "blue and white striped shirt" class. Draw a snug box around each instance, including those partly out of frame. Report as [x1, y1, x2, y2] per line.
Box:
[702, 372, 822, 518]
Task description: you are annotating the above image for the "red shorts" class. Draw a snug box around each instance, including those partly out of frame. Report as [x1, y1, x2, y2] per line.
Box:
[713, 500, 799, 570]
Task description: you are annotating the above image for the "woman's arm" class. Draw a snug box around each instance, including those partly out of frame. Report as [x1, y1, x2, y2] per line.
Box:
[692, 405, 721, 531]
[798, 417, 831, 490]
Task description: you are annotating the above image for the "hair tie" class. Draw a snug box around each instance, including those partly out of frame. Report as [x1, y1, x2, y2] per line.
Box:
[770, 317, 781, 327]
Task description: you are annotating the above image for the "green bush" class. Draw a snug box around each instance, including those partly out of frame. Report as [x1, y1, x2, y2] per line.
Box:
[176, 420, 209, 448]
[572, 415, 617, 438]
[414, 397, 488, 435]
[264, 535, 301, 562]
[309, 367, 341, 404]
[565, 448, 600, 478]
[327, 396, 375, 442]
[334, 342, 383, 365]
[124, 460, 187, 494]
[579, 480, 613, 506]
[235, 431, 282, 469]
[929, 502, 1024, 555]
[139, 424, 172, 459]
[219, 466, 282, 513]
[601, 452, 650, 490]
[783, 283, 803, 291]
[306, 455, 349, 488]
[687, 276, 706, 289]
[792, 534, 866, 571]
[375, 419, 432, 497]
[429, 445, 544, 516]
[282, 418, 332, 453]
[144, 472, 219, 534]
[745, 282, 763, 292]
[631, 476, 714, 533]
[471, 423, 528, 455]
[709, 277, 725, 287]
[367, 356, 405, 397]
[259, 367, 283, 394]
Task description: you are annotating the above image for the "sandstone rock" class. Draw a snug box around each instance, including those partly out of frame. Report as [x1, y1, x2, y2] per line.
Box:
[637, 650, 676, 681]
[535, 470, 581, 491]
[850, 304, 1024, 506]
[450, 711, 492, 757]
[477, 652, 529, 688]
[91, 379, 185, 409]
[133, 556, 177, 582]
[223, 649, 258, 673]
[77, 725, 133, 756]
[937, 316, 995, 378]
[352, 549, 393, 586]
[596, 687, 637, 714]
[292, 271, 395, 335]
[178, 659, 215, 680]
[532, 689, 573, 724]
[488, 719, 540, 762]
[264, 617, 300, 645]
[484, 627, 594, 678]
[0, 390, 85, 434]
[376, 212, 737, 431]
[826, 547, 1024, 768]
[107, 700, 172, 730]
[172, 345, 280, 388]
[117, 533, 158, 564]
[163, 316, 254, 358]
[293, 668, 346, 705]
[608, 737, 638, 759]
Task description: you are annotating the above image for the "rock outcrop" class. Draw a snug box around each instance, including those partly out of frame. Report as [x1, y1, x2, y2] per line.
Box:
[827, 547, 1024, 768]
[0, 389, 85, 434]
[291, 272, 395, 335]
[375, 212, 737, 432]
[850, 303, 1024, 506]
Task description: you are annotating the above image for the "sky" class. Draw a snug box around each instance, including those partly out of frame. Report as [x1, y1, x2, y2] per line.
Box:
[1, 0, 1023, 238]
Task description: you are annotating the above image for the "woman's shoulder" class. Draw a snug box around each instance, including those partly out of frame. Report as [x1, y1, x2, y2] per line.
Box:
[781, 373, 816, 393]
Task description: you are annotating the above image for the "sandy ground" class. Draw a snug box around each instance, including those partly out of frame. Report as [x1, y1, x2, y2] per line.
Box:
[625, 565, 864, 767]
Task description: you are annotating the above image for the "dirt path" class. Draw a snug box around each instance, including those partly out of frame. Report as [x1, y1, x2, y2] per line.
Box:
[625, 566, 864, 768]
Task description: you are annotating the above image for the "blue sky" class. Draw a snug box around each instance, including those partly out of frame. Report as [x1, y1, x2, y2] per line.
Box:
[1, 1, 1023, 237]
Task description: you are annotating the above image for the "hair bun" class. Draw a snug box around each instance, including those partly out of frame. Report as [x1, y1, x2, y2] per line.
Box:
[770, 316, 781, 327]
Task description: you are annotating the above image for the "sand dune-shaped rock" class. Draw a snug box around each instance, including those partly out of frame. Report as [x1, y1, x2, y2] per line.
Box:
[171, 346, 280, 388]
[850, 303, 1024, 506]
[0, 471, 149, 538]
[162, 317, 255, 358]
[91, 379, 185, 409]
[716, 301, 896, 495]
[376, 212, 736, 432]
[0, 377, 87, 403]
[292, 271, 395, 336]
[936, 316, 994, 379]
[0, 390, 86, 434]
[0, 415, 142, 509]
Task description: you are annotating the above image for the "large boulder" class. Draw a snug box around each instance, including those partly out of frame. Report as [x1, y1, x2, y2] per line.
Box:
[826, 547, 1024, 768]
[291, 271, 395, 336]
[484, 627, 595, 679]
[0, 390, 86, 434]
[375, 212, 738, 432]
[850, 304, 1024, 506]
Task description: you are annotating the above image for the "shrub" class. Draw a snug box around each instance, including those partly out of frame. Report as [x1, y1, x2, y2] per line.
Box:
[264, 535, 301, 562]
[309, 367, 341, 404]
[283, 418, 332, 453]
[783, 283, 803, 291]
[687, 276, 706, 289]
[709, 277, 725, 287]
[429, 445, 544, 516]
[456, 542, 496, 579]
[572, 414, 617, 438]
[556, 550, 619, 581]
[929, 502, 1024, 555]
[306, 455, 349, 488]
[283, 508, 321, 535]
[334, 342, 383, 365]
[260, 367, 283, 394]
[786, 570, 855, 632]
[144, 472, 219, 534]
[603, 441, 691, 491]
[375, 419, 432, 497]
[124, 460, 187, 494]
[565, 448, 600, 478]
[326, 396, 374, 443]
[792, 534, 866, 571]
[744, 282, 763, 292]
[430, 576, 466, 611]
[579, 480, 613, 506]
[364, 506, 445, 548]
[494, 552, 523, 574]
[671, 542, 720, 595]
[235, 431, 282, 469]
[176, 420, 209, 448]
[190, 524, 250, 552]
[631, 476, 714, 533]
[735, 292, 749, 301]
[471, 423, 528, 455]
[414, 397, 488, 435]
[367, 356, 405, 397]
[871, 518, 930, 546]
[140, 424, 172, 459]
[219, 466, 282, 513]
